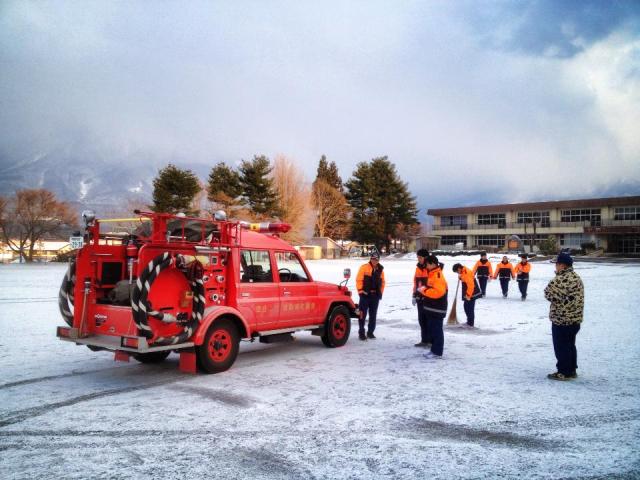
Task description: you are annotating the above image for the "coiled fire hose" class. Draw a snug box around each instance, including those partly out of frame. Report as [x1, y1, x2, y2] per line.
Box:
[58, 260, 76, 326]
[131, 252, 205, 346]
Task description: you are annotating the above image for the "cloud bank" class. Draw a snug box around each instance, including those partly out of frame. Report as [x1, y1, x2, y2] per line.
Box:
[1, 0, 638, 215]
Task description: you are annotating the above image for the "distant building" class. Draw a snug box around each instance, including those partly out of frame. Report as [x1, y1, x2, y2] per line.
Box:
[0, 239, 72, 262]
[414, 235, 440, 252]
[427, 196, 640, 254]
[308, 237, 345, 259]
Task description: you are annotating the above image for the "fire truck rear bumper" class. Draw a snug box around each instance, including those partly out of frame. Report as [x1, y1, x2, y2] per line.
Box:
[56, 326, 193, 353]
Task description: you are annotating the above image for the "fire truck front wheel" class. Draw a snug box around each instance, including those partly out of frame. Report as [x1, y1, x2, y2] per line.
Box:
[322, 305, 351, 348]
[133, 351, 171, 364]
[197, 319, 240, 373]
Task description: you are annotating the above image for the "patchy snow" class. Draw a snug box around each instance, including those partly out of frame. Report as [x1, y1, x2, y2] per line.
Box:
[0, 257, 638, 479]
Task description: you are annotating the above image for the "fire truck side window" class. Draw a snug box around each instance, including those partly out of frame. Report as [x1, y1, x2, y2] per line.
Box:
[275, 252, 309, 282]
[240, 250, 273, 283]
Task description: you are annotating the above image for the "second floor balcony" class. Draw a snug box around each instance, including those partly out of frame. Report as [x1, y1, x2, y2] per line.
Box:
[433, 219, 640, 231]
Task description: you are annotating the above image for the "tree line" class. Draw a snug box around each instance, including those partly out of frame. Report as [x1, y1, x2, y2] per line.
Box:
[0, 154, 419, 262]
[154, 154, 419, 252]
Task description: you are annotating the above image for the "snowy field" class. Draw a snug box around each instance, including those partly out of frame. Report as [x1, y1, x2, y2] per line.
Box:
[0, 255, 639, 479]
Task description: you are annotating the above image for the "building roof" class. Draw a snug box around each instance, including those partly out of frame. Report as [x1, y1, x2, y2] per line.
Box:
[427, 195, 640, 216]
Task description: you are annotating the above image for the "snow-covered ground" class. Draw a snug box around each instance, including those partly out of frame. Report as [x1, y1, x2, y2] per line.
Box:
[0, 256, 638, 479]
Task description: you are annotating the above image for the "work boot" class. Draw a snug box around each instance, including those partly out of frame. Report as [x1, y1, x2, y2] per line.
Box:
[423, 351, 442, 359]
[359, 332, 367, 341]
[367, 332, 376, 339]
[547, 372, 571, 381]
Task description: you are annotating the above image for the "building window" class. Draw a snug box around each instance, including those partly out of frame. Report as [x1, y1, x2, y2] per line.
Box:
[614, 207, 640, 221]
[477, 213, 506, 227]
[475, 235, 504, 246]
[614, 235, 640, 254]
[517, 211, 550, 227]
[440, 235, 466, 246]
[560, 209, 601, 224]
[559, 234, 586, 248]
[440, 215, 467, 227]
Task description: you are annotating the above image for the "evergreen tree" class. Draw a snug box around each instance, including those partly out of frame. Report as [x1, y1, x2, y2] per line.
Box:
[238, 155, 281, 218]
[207, 162, 242, 212]
[345, 156, 419, 252]
[151, 164, 201, 215]
[315, 155, 343, 191]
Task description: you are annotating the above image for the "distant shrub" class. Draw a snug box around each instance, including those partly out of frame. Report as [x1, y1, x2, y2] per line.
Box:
[539, 235, 558, 255]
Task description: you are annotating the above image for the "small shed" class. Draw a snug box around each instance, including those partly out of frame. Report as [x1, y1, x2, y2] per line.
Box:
[415, 236, 440, 252]
[308, 237, 344, 259]
[295, 245, 322, 260]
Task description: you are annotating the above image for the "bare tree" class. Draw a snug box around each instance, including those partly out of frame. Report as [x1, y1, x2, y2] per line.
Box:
[312, 179, 352, 239]
[271, 155, 314, 243]
[0, 189, 77, 262]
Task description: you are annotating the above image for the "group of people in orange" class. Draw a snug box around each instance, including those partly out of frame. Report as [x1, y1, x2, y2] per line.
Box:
[473, 252, 532, 300]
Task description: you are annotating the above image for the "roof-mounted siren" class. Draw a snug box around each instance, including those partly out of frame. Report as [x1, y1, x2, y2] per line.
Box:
[240, 221, 292, 235]
[214, 210, 227, 221]
[81, 210, 96, 228]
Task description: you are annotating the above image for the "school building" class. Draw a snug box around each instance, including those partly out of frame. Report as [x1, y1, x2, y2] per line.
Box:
[427, 196, 640, 254]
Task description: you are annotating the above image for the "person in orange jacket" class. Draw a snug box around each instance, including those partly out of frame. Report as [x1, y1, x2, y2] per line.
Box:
[514, 253, 532, 300]
[473, 252, 493, 298]
[412, 249, 431, 347]
[493, 256, 515, 298]
[453, 263, 482, 327]
[415, 254, 448, 358]
[355, 252, 385, 340]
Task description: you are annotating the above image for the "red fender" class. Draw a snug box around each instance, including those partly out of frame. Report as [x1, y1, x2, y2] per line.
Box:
[193, 306, 251, 345]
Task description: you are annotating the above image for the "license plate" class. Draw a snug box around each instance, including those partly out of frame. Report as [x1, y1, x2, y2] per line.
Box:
[70, 236, 84, 250]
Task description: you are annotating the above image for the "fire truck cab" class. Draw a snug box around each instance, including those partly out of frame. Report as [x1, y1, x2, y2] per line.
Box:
[57, 210, 357, 373]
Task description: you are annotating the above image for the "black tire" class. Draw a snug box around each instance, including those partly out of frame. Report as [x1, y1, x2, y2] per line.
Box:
[321, 305, 351, 348]
[197, 319, 240, 373]
[133, 351, 171, 363]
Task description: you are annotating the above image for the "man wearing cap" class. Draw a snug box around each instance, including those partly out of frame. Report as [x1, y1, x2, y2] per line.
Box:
[473, 252, 493, 297]
[355, 253, 385, 341]
[415, 254, 448, 359]
[453, 263, 482, 327]
[514, 254, 532, 300]
[544, 252, 584, 381]
[413, 249, 431, 347]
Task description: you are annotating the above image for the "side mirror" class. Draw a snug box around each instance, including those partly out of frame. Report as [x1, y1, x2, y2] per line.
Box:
[343, 268, 351, 279]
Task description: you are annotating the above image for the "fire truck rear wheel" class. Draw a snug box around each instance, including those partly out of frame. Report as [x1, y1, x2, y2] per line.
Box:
[322, 305, 351, 348]
[198, 319, 240, 373]
[133, 351, 171, 363]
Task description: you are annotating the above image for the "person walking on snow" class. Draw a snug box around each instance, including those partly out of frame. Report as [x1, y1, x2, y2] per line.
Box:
[413, 249, 431, 348]
[544, 252, 584, 381]
[453, 263, 482, 327]
[415, 255, 448, 359]
[473, 252, 493, 297]
[493, 256, 515, 298]
[355, 252, 385, 341]
[514, 253, 532, 300]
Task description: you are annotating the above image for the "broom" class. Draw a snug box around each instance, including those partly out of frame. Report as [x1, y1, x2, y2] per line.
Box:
[447, 279, 460, 325]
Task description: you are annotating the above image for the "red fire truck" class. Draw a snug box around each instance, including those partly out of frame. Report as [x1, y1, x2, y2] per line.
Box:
[57, 210, 356, 373]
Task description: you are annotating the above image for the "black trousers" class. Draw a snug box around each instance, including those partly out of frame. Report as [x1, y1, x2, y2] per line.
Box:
[477, 276, 489, 296]
[358, 295, 380, 334]
[518, 279, 529, 298]
[552, 323, 581, 375]
[463, 298, 476, 326]
[426, 313, 445, 356]
[499, 278, 510, 296]
[417, 302, 431, 343]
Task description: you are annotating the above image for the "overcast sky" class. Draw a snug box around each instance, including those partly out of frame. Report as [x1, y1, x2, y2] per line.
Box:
[1, 0, 639, 212]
